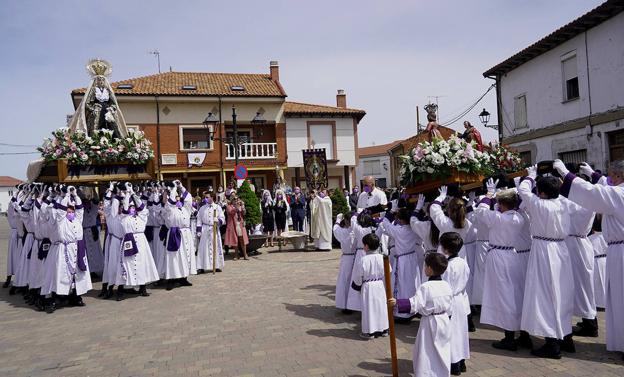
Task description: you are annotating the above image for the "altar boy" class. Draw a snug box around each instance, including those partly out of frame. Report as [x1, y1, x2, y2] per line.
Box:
[392, 252, 452, 377]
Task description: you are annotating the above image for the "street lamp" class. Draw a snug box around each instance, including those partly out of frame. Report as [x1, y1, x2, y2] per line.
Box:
[251, 112, 266, 125]
[231, 106, 239, 166]
[478, 108, 491, 127]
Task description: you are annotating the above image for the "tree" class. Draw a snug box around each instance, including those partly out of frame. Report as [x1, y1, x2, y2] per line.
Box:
[330, 188, 350, 222]
[237, 180, 261, 227]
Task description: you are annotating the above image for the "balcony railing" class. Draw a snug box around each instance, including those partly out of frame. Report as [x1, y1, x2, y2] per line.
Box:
[225, 142, 278, 160]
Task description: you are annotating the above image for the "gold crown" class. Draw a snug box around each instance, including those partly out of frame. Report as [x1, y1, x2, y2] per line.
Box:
[86, 58, 112, 77]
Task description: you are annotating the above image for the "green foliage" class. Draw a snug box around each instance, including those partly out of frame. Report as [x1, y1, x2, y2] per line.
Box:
[237, 180, 261, 227]
[330, 188, 350, 222]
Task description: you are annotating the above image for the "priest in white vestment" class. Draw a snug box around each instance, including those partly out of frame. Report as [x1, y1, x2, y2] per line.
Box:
[310, 190, 332, 251]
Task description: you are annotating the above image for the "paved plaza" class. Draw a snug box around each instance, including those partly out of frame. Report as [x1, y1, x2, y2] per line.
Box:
[0, 218, 622, 377]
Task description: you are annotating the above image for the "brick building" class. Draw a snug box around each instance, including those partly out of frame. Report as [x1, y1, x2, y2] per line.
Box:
[71, 62, 365, 194]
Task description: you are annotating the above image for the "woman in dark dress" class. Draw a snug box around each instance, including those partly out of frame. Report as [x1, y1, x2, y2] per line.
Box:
[273, 189, 289, 247]
[261, 190, 275, 247]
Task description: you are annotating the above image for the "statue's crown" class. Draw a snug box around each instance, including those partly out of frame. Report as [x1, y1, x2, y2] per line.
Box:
[86, 58, 112, 77]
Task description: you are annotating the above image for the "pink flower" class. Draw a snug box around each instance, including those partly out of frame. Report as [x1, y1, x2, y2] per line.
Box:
[412, 146, 425, 162]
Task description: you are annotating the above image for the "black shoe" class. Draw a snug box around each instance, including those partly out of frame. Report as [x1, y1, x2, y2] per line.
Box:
[341, 309, 353, 315]
[531, 339, 561, 359]
[197, 269, 205, 274]
[492, 337, 518, 351]
[138, 285, 150, 297]
[467, 314, 476, 332]
[179, 278, 193, 287]
[104, 285, 115, 299]
[216, 269, 222, 272]
[516, 331, 533, 349]
[45, 301, 56, 314]
[165, 280, 175, 291]
[98, 283, 108, 298]
[450, 362, 462, 375]
[573, 318, 598, 337]
[561, 334, 576, 353]
[459, 360, 466, 373]
[73, 297, 85, 307]
[116, 289, 125, 302]
[2, 277, 10, 288]
[35, 296, 45, 311]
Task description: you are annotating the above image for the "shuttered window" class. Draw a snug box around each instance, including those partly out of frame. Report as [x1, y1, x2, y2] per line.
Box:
[514, 95, 527, 130]
[519, 151, 532, 165]
[562, 55, 579, 101]
[559, 149, 587, 165]
[179, 125, 213, 150]
[363, 159, 381, 175]
[609, 129, 624, 162]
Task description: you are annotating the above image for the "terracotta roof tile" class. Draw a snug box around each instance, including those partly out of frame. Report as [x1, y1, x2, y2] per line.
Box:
[283, 101, 366, 120]
[0, 176, 23, 187]
[72, 71, 286, 97]
[359, 140, 403, 157]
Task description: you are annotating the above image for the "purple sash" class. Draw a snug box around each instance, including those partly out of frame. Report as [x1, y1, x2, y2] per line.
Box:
[167, 227, 181, 252]
[122, 233, 139, 257]
[77, 239, 88, 271]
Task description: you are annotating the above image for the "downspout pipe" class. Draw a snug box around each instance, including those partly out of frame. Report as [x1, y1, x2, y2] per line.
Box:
[155, 95, 162, 179]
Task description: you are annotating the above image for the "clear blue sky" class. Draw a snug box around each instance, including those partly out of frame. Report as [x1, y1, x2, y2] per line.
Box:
[0, 0, 604, 179]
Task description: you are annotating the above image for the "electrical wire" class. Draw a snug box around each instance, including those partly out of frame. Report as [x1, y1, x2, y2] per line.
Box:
[440, 84, 496, 127]
[0, 152, 39, 155]
[0, 142, 39, 147]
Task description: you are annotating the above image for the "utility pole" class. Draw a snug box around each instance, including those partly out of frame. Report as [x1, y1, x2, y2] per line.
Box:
[416, 106, 421, 133]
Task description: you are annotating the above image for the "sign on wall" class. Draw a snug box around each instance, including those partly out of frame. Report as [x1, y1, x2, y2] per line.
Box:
[161, 154, 178, 165]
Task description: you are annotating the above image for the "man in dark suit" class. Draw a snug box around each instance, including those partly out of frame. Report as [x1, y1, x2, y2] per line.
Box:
[290, 187, 306, 231]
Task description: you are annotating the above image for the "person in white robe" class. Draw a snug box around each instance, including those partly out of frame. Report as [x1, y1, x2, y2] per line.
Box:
[476, 183, 528, 351]
[350, 233, 388, 338]
[4, 189, 23, 289]
[518, 165, 574, 359]
[378, 208, 421, 320]
[554, 159, 624, 359]
[346, 212, 375, 311]
[14, 188, 36, 293]
[392, 252, 453, 377]
[464, 195, 478, 309]
[589, 215, 607, 310]
[410, 198, 440, 283]
[26, 190, 49, 307]
[163, 181, 195, 290]
[32, 190, 55, 310]
[310, 190, 333, 251]
[101, 186, 125, 299]
[469, 196, 489, 309]
[196, 193, 226, 273]
[22, 189, 42, 305]
[561, 195, 598, 337]
[40, 186, 92, 313]
[333, 213, 355, 312]
[147, 188, 167, 279]
[114, 186, 160, 300]
[439, 232, 470, 375]
[82, 196, 104, 277]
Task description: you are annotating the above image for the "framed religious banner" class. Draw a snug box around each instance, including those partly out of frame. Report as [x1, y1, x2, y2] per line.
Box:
[303, 148, 328, 190]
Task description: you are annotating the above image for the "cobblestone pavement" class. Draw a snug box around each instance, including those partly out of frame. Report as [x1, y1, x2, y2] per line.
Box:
[0, 218, 622, 377]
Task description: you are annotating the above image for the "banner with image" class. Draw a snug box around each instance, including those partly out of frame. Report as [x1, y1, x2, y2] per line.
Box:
[303, 148, 328, 190]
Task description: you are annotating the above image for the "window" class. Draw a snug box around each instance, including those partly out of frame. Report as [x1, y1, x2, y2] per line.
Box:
[514, 95, 527, 130]
[363, 159, 381, 175]
[562, 54, 579, 101]
[226, 130, 251, 144]
[376, 178, 387, 188]
[559, 149, 587, 165]
[126, 125, 139, 133]
[609, 129, 624, 162]
[179, 125, 213, 151]
[519, 151, 532, 165]
[309, 124, 334, 159]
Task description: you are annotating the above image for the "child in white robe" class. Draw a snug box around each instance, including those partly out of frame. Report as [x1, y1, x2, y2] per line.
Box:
[345, 212, 375, 311]
[440, 232, 470, 375]
[196, 193, 226, 273]
[476, 183, 527, 351]
[555, 160, 624, 359]
[518, 165, 575, 359]
[378, 208, 421, 320]
[588, 215, 607, 310]
[4, 190, 22, 289]
[391, 252, 453, 377]
[101, 186, 125, 299]
[82, 197, 104, 276]
[351, 233, 388, 338]
[333, 213, 355, 312]
[163, 181, 195, 290]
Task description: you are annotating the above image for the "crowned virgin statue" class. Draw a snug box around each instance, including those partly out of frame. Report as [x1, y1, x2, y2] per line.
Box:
[68, 59, 128, 138]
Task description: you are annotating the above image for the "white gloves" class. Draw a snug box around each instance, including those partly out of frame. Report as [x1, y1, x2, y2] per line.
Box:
[336, 213, 344, 224]
[486, 178, 499, 196]
[467, 191, 476, 207]
[415, 194, 425, 211]
[436, 186, 448, 202]
[553, 159, 569, 177]
[579, 162, 595, 178]
[527, 165, 537, 179]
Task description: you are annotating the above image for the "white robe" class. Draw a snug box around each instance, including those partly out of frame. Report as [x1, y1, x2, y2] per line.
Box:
[82, 202, 104, 274]
[15, 199, 36, 288]
[464, 211, 478, 302]
[476, 203, 526, 331]
[399, 279, 452, 377]
[114, 204, 160, 286]
[196, 203, 226, 271]
[333, 223, 355, 310]
[352, 252, 388, 334]
[562, 197, 596, 319]
[518, 178, 574, 339]
[379, 218, 421, 318]
[564, 175, 624, 352]
[163, 191, 195, 279]
[310, 196, 332, 250]
[40, 196, 92, 296]
[430, 201, 472, 259]
[443, 257, 470, 363]
[29, 199, 52, 290]
[410, 217, 438, 284]
[147, 199, 167, 278]
[346, 218, 373, 311]
[6, 198, 22, 277]
[589, 232, 607, 309]
[103, 197, 124, 285]
[471, 215, 490, 306]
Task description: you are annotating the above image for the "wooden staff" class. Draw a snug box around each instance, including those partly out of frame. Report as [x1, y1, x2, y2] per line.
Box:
[383, 254, 399, 377]
[212, 208, 217, 275]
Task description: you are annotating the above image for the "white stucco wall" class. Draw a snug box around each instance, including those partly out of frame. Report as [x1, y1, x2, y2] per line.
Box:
[285, 117, 357, 167]
[499, 12, 624, 137]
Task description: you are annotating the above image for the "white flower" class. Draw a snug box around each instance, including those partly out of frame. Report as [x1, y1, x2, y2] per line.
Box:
[426, 167, 435, 174]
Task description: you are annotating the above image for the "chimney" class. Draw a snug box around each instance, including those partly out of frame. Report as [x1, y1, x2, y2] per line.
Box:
[270, 60, 279, 82]
[336, 89, 347, 108]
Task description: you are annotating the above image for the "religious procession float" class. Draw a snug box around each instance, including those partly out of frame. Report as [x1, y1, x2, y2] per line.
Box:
[400, 104, 525, 194]
[27, 59, 155, 184]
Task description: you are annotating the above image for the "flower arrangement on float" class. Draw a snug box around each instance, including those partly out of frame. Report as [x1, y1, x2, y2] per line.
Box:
[37, 127, 154, 166]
